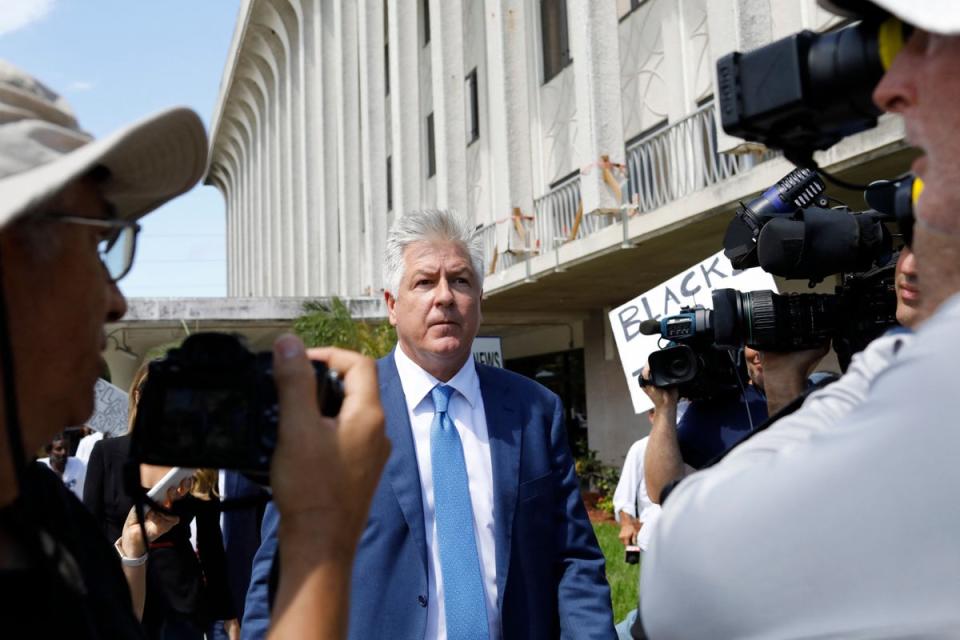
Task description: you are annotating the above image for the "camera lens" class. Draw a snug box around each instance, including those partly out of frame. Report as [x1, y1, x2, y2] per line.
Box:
[742, 290, 777, 347]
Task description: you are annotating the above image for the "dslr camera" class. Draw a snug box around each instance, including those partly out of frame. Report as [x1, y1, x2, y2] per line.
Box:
[130, 332, 344, 485]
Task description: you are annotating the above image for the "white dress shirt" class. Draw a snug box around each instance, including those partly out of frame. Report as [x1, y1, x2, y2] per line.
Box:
[394, 346, 501, 640]
[612, 437, 661, 551]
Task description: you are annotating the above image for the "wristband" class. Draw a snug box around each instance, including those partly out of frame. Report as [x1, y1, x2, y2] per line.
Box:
[114, 537, 148, 567]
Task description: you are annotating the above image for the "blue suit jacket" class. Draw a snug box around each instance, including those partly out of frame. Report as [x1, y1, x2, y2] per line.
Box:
[243, 355, 615, 639]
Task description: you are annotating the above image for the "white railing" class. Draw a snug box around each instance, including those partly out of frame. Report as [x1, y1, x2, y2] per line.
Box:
[474, 100, 774, 277]
[473, 222, 497, 276]
[533, 176, 593, 252]
[625, 101, 774, 212]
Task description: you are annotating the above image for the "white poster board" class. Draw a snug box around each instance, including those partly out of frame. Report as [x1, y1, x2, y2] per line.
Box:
[608, 250, 777, 413]
[472, 336, 504, 368]
[87, 379, 130, 436]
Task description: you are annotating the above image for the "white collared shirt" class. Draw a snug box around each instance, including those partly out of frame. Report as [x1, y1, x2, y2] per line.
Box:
[394, 346, 501, 640]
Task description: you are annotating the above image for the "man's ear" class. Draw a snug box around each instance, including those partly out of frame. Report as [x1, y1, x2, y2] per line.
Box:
[384, 290, 398, 327]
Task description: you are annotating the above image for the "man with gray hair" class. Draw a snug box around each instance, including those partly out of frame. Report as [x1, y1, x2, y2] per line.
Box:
[245, 209, 615, 640]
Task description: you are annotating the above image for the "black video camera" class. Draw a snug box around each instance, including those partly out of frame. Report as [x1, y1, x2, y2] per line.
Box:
[711, 258, 896, 369]
[130, 333, 344, 485]
[717, 14, 910, 166]
[714, 168, 913, 367]
[639, 308, 742, 401]
[724, 167, 916, 281]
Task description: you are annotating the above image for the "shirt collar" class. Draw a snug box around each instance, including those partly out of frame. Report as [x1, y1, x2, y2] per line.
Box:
[393, 344, 480, 412]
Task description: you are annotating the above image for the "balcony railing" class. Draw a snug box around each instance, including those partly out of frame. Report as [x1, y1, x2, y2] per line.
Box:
[625, 101, 774, 212]
[533, 176, 600, 252]
[474, 100, 773, 277]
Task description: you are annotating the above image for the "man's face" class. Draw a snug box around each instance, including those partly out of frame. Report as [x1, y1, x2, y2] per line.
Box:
[874, 30, 960, 317]
[48, 437, 68, 471]
[1, 177, 127, 457]
[744, 346, 763, 390]
[385, 238, 482, 380]
[894, 246, 925, 328]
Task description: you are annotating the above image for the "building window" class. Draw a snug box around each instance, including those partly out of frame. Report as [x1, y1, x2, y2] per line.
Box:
[422, 0, 431, 46]
[540, 0, 571, 84]
[387, 155, 393, 211]
[426, 112, 436, 177]
[465, 68, 479, 145]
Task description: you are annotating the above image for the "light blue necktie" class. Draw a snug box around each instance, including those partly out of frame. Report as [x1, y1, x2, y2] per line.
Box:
[430, 384, 490, 640]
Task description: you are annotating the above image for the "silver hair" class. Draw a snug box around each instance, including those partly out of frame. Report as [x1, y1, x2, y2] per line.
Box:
[383, 209, 485, 294]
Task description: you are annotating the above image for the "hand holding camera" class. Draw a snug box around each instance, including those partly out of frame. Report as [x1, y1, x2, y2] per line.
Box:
[269, 337, 390, 548]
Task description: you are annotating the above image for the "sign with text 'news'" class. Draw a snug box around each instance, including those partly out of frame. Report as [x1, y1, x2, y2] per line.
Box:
[608, 250, 777, 414]
[472, 336, 504, 368]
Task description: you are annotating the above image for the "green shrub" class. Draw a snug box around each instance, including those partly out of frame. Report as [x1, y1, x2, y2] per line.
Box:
[293, 297, 396, 358]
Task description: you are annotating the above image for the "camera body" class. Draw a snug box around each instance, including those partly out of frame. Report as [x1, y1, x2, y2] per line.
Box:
[130, 333, 344, 484]
[641, 308, 742, 401]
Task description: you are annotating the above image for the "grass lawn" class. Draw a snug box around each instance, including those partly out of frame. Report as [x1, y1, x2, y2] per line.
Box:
[593, 521, 639, 624]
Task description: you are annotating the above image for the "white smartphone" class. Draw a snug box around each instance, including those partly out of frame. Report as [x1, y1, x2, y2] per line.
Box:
[144, 466, 196, 512]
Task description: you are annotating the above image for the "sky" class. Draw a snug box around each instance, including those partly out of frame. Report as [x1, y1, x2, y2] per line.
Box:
[0, 0, 241, 297]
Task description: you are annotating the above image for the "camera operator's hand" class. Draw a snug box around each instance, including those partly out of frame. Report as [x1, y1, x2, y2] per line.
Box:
[759, 345, 829, 415]
[641, 365, 688, 504]
[268, 335, 389, 639]
[618, 513, 642, 547]
[640, 366, 680, 413]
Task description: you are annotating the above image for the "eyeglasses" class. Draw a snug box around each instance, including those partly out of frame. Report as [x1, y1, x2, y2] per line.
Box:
[44, 215, 141, 282]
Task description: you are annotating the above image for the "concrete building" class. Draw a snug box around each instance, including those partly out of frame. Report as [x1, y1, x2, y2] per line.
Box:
[206, 0, 915, 465]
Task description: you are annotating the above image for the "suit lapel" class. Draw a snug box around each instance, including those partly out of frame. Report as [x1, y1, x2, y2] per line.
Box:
[378, 355, 429, 575]
[477, 364, 521, 609]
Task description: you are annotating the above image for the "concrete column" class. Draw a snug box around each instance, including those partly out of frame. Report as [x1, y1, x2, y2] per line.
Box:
[271, 1, 309, 295]
[222, 117, 249, 294]
[252, 19, 293, 295]
[247, 47, 281, 295]
[301, 0, 329, 294]
[243, 79, 270, 296]
[359, 0, 389, 294]
[209, 166, 234, 295]
[568, 0, 626, 214]
[335, 0, 363, 295]
[707, 0, 772, 154]
[321, 0, 341, 294]
[387, 0, 422, 215]
[583, 311, 649, 465]
[429, 0, 468, 218]
[235, 73, 269, 295]
[483, 0, 535, 246]
[229, 104, 258, 293]
[225, 133, 250, 294]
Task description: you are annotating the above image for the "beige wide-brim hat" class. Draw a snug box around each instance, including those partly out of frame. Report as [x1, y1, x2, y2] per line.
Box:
[820, 0, 960, 35]
[0, 59, 207, 229]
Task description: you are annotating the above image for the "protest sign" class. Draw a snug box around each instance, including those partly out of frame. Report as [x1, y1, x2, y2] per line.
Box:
[608, 250, 777, 413]
[87, 378, 130, 435]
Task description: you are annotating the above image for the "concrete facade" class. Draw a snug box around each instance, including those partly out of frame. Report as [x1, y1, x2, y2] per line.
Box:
[207, 0, 914, 465]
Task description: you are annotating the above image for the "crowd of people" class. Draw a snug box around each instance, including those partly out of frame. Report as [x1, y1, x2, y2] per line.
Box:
[2, 0, 960, 638]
